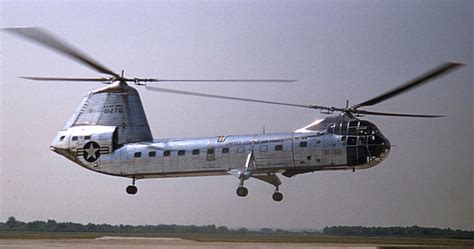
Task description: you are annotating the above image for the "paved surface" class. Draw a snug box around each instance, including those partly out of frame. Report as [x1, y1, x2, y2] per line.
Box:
[0, 237, 381, 249]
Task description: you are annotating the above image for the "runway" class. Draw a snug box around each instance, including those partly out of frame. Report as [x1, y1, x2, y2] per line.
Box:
[0, 237, 380, 249]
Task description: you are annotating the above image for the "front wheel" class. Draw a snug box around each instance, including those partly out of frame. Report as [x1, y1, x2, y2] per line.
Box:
[236, 187, 248, 197]
[272, 192, 283, 202]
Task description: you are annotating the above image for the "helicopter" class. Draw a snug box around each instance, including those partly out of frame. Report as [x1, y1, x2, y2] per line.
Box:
[3, 27, 463, 202]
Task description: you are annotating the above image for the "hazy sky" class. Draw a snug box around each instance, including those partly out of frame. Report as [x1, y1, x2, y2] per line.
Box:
[0, 1, 472, 230]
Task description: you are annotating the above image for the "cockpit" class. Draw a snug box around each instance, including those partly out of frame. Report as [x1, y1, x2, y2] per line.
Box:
[327, 120, 390, 167]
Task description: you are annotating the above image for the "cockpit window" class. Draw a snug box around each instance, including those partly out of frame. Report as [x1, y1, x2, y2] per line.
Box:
[349, 121, 359, 127]
[327, 125, 335, 134]
[341, 122, 348, 135]
[335, 123, 341, 135]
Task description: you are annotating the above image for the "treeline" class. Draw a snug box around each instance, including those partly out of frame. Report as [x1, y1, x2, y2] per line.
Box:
[323, 226, 474, 239]
[1, 217, 473, 239]
[0, 217, 291, 234]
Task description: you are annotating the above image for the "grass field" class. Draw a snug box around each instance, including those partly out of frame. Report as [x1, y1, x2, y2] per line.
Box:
[0, 231, 473, 247]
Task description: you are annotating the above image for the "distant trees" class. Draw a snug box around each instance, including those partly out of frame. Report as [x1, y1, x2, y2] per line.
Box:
[1, 217, 473, 239]
[322, 225, 474, 239]
[0, 217, 280, 234]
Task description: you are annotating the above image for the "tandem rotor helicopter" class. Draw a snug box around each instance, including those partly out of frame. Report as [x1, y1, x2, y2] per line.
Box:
[4, 27, 464, 202]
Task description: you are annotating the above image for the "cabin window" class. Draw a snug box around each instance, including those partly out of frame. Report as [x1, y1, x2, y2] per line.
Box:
[149, 151, 156, 157]
[299, 141, 307, 147]
[163, 150, 171, 157]
[207, 148, 215, 161]
[84, 135, 91, 140]
[275, 145, 283, 151]
[192, 149, 200, 155]
[72, 136, 78, 141]
[134, 152, 142, 158]
[237, 147, 245, 153]
[178, 150, 185, 156]
[222, 148, 229, 154]
[59, 136, 65, 141]
[260, 145, 268, 152]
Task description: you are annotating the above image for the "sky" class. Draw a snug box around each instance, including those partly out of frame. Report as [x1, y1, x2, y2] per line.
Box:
[0, 1, 472, 230]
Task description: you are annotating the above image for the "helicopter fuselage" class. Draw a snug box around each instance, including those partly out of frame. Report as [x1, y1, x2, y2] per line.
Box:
[50, 117, 391, 181]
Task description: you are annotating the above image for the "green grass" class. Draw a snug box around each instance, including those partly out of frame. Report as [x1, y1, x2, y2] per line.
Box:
[0, 231, 473, 247]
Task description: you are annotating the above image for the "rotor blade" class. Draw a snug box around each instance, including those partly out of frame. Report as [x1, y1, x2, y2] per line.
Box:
[3, 27, 120, 78]
[354, 62, 464, 108]
[20, 76, 109, 82]
[154, 79, 297, 83]
[146, 86, 313, 109]
[354, 109, 443, 118]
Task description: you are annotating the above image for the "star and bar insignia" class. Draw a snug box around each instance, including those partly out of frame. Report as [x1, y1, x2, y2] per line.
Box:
[76, 141, 110, 162]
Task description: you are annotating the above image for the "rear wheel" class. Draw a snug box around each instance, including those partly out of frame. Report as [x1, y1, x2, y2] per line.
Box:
[126, 185, 138, 195]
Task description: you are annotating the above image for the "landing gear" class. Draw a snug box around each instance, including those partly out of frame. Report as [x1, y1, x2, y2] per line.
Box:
[236, 186, 248, 197]
[126, 177, 138, 195]
[272, 187, 283, 202]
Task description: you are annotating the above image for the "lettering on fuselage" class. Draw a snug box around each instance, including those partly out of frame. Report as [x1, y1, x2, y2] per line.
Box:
[102, 104, 124, 114]
[228, 139, 284, 146]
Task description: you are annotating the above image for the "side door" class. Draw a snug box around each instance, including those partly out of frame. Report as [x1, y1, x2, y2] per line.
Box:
[162, 150, 175, 173]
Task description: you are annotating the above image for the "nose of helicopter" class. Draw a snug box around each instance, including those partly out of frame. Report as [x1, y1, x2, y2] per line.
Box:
[383, 136, 391, 152]
[375, 135, 391, 162]
[50, 132, 72, 158]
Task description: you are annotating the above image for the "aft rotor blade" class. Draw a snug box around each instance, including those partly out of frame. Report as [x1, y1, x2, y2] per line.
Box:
[146, 86, 312, 109]
[3, 27, 120, 78]
[155, 79, 297, 83]
[355, 110, 443, 118]
[20, 76, 110, 82]
[354, 62, 464, 108]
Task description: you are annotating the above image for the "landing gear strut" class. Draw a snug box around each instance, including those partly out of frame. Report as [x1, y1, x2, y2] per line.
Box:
[126, 177, 138, 195]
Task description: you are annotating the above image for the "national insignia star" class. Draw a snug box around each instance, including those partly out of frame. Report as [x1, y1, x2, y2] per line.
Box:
[84, 143, 99, 160]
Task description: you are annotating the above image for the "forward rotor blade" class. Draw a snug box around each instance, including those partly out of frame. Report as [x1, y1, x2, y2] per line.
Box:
[354, 62, 464, 108]
[155, 79, 297, 83]
[3, 27, 120, 78]
[146, 86, 311, 109]
[20, 76, 109, 82]
[354, 109, 443, 118]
